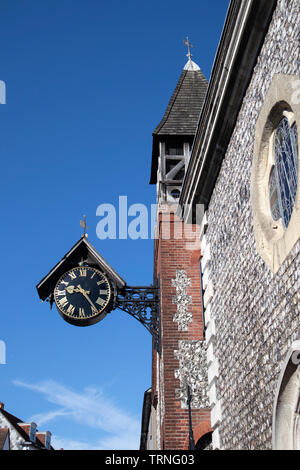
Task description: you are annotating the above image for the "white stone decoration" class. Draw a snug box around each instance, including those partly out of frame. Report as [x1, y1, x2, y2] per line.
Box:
[172, 270, 192, 331]
[174, 340, 210, 409]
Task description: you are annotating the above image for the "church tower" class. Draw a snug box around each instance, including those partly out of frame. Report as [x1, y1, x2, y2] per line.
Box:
[143, 49, 212, 450]
[150, 54, 207, 203]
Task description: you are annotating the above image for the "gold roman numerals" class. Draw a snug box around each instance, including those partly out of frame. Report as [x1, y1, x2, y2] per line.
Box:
[78, 307, 85, 317]
[96, 297, 106, 307]
[56, 289, 66, 297]
[59, 297, 68, 307]
[66, 304, 75, 316]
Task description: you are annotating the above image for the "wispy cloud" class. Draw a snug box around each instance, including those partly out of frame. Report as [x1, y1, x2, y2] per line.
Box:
[28, 408, 71, 426]
[13, 379, 140, 450]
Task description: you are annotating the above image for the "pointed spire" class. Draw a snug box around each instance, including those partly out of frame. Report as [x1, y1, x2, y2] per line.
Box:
[152, 39, 208, 138]
[150, 42, 208, 184]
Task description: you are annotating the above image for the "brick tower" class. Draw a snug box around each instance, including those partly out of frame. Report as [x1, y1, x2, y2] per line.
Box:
[141, 57, 212, 450]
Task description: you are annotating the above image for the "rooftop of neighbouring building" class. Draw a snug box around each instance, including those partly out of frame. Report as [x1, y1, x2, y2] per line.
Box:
[0, 402, 55, 450]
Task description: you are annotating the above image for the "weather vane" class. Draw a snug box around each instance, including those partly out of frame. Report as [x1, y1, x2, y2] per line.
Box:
[183, 36, 194, 61]
[80, 215, 88, 237]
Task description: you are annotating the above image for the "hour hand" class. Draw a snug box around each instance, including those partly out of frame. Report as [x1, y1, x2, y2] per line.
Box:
[76, 284, 98, 313]
[66, 285, 90, 295]
[66, 285, 76, 294]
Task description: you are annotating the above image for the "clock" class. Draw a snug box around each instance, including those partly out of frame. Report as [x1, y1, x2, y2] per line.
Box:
[54, 266, 112, 326]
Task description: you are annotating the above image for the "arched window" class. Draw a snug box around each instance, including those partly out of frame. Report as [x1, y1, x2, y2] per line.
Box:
[273, 341, 300, 449]
[251, 74, 300, 273]
[269, 117, 298, 228]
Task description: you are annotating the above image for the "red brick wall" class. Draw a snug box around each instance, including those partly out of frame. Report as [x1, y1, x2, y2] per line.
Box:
[152, 206, 210, 449]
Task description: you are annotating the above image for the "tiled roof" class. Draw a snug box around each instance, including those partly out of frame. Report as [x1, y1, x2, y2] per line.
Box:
[153, 68, 208, 136]
[0, 407, 54, 450]
[36, 235, 126, 302]
[0, 408, 29, 443]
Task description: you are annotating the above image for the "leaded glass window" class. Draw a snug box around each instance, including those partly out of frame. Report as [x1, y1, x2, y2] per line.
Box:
[269, 117, 298, 228]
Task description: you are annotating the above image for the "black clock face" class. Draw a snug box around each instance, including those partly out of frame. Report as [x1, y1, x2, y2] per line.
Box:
[54, 267, 111, 325]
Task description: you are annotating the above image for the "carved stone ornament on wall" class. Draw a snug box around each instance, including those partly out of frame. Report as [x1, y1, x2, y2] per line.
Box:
[172, 270, 192, 331]
[174, 340, 210, 409]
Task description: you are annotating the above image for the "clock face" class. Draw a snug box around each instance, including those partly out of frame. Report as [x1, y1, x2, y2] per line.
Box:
[54, 266, 111, 326]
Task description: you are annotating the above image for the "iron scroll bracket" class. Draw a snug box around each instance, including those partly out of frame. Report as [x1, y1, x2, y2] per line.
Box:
[115, 285, 160, 352]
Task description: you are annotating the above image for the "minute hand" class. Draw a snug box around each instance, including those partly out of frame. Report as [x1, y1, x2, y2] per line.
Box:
[76, 285, 98, 313]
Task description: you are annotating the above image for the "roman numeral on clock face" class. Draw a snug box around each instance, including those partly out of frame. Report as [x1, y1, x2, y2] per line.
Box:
[96, 297, 106, 307]
[79, 307, 85, 317]
[59, 297, 68, 307]
[79, 268, 87, 277]
[56, 289, 66, 296]
[69, 271, 77, 280]
[66, 304, 75, 315]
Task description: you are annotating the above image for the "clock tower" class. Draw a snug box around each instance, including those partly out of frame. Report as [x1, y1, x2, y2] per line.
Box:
[142, 53, 212, 450]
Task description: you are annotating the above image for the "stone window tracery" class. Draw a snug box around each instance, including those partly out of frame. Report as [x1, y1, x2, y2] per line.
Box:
[269, 117, 298, 228]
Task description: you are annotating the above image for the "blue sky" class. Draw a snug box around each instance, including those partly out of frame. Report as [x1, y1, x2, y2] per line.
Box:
[0, 0, 229, 450]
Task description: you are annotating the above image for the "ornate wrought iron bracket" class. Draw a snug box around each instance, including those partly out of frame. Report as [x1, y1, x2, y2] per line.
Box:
[115, 285, 160, 351]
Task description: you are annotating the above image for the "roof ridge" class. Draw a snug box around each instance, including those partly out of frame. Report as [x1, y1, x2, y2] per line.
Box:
[0, 408, 32, 444]
[0, 407, 23, 425]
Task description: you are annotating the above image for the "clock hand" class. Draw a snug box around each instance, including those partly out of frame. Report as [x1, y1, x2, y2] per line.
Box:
[76, 284, 98, 312]
[66, 285, 90, 295]
[66, 285, 75, 294]
[65, 284, 97, 312]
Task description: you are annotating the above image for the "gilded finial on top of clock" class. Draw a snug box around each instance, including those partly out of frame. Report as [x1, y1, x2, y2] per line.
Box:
[80, 215, 88, 238]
